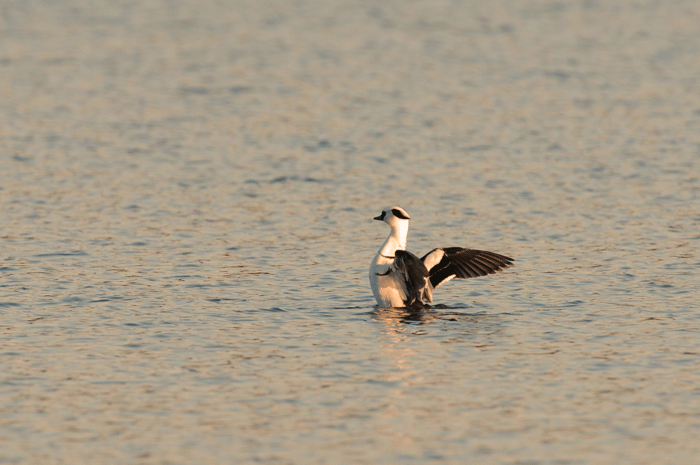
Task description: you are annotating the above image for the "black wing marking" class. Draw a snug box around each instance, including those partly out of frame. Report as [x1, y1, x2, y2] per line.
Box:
[421, 247, 514, 290]
[394, 250, 431, 305]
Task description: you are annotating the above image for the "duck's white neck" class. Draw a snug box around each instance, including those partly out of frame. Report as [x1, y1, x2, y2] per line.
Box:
[378, 221, 409, 256]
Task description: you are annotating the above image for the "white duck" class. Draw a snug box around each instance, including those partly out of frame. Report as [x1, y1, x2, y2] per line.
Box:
[369, 206, 514, 307]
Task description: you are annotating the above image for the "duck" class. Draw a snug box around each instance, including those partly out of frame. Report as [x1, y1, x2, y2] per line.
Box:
[369, 206, 514, 307]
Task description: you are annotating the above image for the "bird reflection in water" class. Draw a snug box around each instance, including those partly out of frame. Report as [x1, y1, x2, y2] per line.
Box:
[370, 304, 494, 329]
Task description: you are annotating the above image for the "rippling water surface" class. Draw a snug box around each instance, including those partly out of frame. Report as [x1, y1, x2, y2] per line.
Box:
[2, 1, 699, 463]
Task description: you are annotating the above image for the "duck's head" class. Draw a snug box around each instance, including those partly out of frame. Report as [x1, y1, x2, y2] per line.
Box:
[374, 206, 411, 228]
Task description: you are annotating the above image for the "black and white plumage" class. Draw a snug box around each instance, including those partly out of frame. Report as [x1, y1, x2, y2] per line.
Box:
[369, 206, 514, 307]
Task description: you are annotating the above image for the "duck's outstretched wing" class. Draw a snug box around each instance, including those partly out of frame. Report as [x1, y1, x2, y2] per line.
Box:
[393, 250, 433, 305]
[421, 247, 514, 290]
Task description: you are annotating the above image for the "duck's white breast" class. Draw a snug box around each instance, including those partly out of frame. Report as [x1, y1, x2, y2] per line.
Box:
[369, 253, 406, 307]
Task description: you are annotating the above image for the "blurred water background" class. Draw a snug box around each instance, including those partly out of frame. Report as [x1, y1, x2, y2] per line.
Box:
[1, 0, 699, 463]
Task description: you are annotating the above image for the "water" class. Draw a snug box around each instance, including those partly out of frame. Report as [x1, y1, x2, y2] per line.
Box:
[1, 0, 699, 463]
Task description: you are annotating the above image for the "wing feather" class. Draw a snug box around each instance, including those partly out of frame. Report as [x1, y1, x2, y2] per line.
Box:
[421, 247, 514, 290]
[393, 250, 432, 305]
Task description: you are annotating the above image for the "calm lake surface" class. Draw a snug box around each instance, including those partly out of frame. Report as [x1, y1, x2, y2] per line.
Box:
[2, 0, 699, 463]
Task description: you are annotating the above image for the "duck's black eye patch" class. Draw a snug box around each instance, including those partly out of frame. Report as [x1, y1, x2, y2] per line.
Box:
[391, 208, 409, 219]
